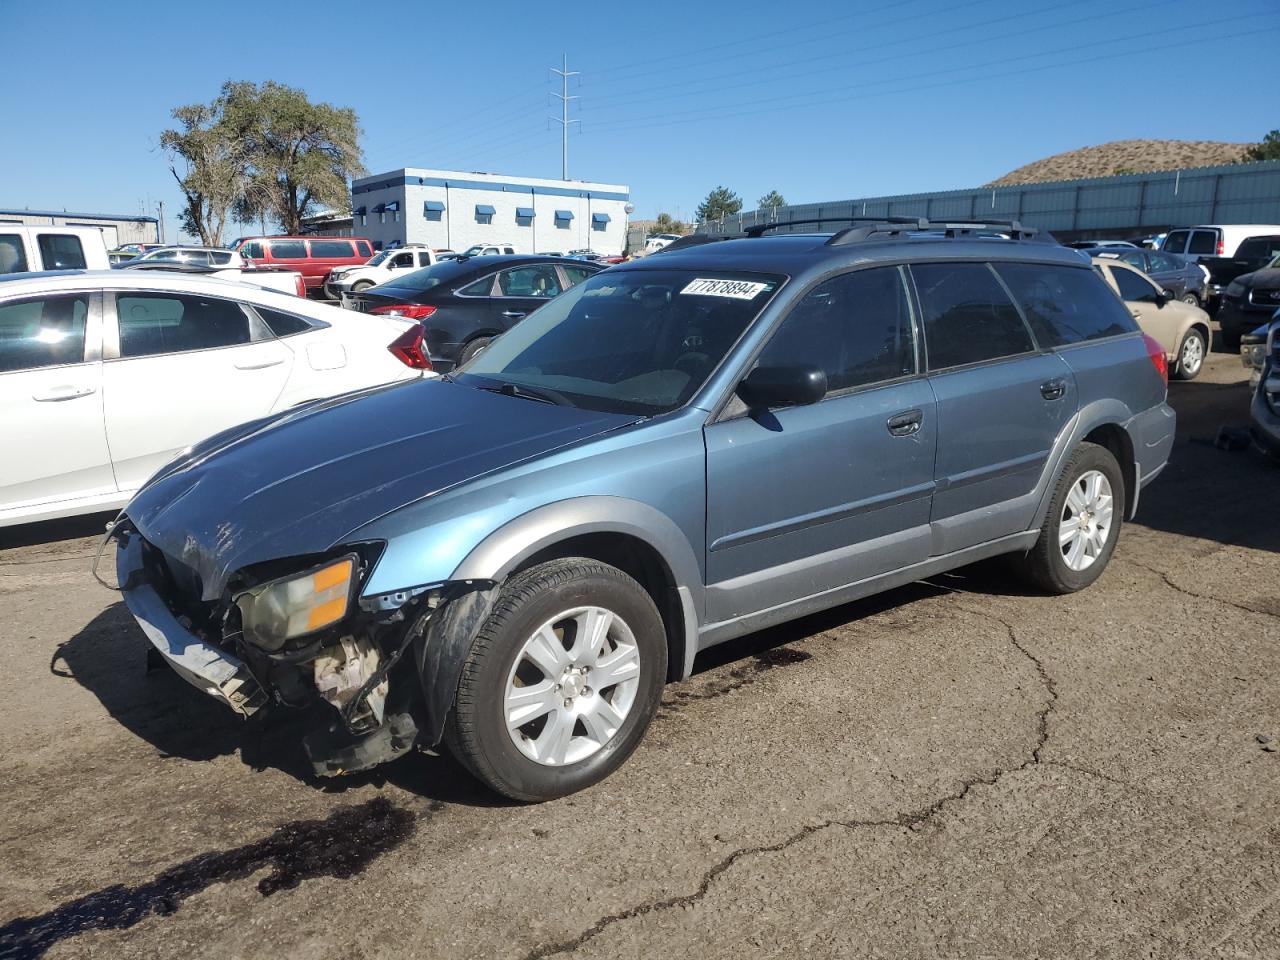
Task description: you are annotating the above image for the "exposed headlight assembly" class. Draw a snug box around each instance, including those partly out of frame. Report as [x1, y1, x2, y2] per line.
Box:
[235, 554, 357, 651]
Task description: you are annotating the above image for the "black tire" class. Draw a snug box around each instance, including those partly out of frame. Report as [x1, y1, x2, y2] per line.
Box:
[457, 336, 492, 367]
[444, 558, 667, 802]
[1013, 442, 1125, 595]
[1180, 292, 1200, 306]
[1172, 327, 1207, 381]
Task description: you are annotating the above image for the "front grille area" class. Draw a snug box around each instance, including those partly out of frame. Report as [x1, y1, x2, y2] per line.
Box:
[1248, 288, 1280, 307]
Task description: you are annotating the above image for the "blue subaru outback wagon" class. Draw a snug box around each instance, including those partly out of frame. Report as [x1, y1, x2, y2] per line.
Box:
[114, 218, 1175, 800]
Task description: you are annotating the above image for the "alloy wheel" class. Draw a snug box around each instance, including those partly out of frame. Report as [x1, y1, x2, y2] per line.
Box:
[1180, 334, 1204, 376]
[1059, 470, 1114, 571]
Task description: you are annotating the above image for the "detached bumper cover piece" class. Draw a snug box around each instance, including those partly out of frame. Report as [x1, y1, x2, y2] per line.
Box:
[117, 531, 267, 716]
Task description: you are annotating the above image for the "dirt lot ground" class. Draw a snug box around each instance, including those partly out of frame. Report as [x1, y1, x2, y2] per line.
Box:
[1, 350, 1277, 960]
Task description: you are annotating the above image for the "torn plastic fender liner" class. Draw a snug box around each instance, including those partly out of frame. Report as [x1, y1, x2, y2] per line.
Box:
[414, 581, 498, 747]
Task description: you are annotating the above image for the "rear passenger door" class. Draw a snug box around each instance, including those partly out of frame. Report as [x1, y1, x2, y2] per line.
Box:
[911, 261, 1076, 555]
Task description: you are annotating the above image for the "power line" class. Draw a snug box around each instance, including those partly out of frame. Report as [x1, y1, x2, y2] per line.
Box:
[549, 54, 580, 180]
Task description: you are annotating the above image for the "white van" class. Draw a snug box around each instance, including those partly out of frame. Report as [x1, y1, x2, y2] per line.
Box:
[0, 225, 111, 274]
[1161, 224, 1280, 260]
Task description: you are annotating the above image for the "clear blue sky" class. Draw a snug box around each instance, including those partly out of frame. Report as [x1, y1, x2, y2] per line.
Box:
[3, 0, 1277, 241]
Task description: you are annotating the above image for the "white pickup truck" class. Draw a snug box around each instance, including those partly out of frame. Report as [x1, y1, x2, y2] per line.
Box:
[0, 225, 111, 273]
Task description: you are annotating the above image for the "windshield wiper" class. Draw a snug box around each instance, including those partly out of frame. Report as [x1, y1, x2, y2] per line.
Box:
[477, 382, 573, 407]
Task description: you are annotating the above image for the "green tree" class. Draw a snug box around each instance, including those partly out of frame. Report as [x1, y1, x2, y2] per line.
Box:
[226, 81, 366, 234]
[758, 190, 787, 209]
[695, 186, 743, 223]
[1244, 130, 1280, 162]
[159, 95, 250, 246]
[650, 212, 687, 236]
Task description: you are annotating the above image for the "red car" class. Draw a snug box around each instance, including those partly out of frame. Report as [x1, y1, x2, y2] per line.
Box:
[234, 236, 374, 297]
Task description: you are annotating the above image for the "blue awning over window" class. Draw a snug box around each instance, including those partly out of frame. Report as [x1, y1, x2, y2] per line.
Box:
[423, 200, 445, 212]
[591, 212, 611, 223]
[554, 209, 574, 220]
[354, 206, 367, 216]
[475, 204, 496, 216]
[384, 201, 400, 213]
[372, 203, 386, 214]
[516, 207, 536, 218]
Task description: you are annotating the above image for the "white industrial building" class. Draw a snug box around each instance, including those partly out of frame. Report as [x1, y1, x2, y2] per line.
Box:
[349, 168, 631, 255]
[0, 208, 159, 248]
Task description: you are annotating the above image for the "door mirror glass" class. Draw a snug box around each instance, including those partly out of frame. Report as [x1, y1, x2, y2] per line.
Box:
[737, 364, 827, 409]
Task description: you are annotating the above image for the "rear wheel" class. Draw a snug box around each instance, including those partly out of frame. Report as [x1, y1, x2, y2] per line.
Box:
[1180, 292, 1200, 306]
[1173, 328, 1206, 380]
[457, 336, 493, 367]
[445, 558, 667, 801]
[1012, 442, 1124, 594]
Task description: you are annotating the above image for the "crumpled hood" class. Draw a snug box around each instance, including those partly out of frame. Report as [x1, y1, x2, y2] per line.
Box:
[123, 378, 636, 600]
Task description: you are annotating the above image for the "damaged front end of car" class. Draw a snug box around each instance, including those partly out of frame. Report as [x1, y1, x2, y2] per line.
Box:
[114, 520, 494, 778]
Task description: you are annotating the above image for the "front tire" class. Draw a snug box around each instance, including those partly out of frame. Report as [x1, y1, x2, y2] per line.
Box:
[352, 280, 374, 293]
[445, 558, 667, 802]
[1013, 442, 1125, 594]
[1180, 292, 1200, 306]
[1173, 328, 1206, 380]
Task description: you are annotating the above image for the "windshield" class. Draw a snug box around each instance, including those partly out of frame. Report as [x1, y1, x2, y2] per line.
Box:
[367, 251, 391, 266]
[457, 268, 784, 415]
[461, 245, 486, 256]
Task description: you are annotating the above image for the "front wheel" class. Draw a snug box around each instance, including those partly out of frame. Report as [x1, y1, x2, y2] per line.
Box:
[445, 558, 667, 801]
[1180, 292, 1200, 306]
[1173, 328, 1206, 380]
[1012, 442, 1125, 594]
[352, 280, 374, 293]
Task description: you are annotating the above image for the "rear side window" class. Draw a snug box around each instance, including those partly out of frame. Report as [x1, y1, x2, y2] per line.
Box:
[1237, 237, 1280, 260]
[996, 263, 1137, 347]
[268, 240, 307, 260]
[1162, 231, 1189, 253]
[561, 265, 595, 287]
[37, 234, 87, 270]
[0, 295, 89, 372]
[0, 234, 28, 274]
[116, 294, 251, 358]
[309, 239, 355, 258]
[257, 306, 314, 338]
[757, 266, 915, 393]
[912, 262, 1033, 369]
[1187, 230, 1218, 255]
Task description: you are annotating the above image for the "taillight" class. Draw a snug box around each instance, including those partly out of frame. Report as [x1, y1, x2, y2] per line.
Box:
[1216, 238, 1225, 255]
[1142, 333, 1168, 387]
[294, 275, 306, 297]
[388, 325, 433, 370]
[370, 304, 437, 320]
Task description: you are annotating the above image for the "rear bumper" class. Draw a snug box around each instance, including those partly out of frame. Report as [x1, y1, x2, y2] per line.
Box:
[1129, 401, 1177, 490]
[116, 530, 267, 716]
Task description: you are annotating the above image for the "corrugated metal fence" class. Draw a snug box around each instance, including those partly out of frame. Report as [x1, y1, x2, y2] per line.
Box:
[698, 159, 1280, 239]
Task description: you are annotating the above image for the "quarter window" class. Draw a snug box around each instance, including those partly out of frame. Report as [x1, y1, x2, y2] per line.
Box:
[497, 265, 562, 298]
[756, 266, 915, 393]
[0, 295, 89, 372]
[37, 234, 87, 270]
[256, 306, 314, 338]
[912, 262, 1033, 369]
[116, 294, 251, 358]
[458, 275, 497, 297]
[996, 262, 1137, 347]
[0, 234, 28, 274]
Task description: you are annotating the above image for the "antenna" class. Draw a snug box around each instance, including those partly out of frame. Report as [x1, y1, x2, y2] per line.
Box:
[549, 54, 580, 180]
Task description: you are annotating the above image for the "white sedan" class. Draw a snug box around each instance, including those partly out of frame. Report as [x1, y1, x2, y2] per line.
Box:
[0, 270, 430, 527]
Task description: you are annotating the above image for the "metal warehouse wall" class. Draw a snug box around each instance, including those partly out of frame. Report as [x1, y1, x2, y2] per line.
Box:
[0, 210, 159, 246]
[699, 160, 1280, 239]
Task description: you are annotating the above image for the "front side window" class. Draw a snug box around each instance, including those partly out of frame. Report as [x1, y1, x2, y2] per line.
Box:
[912, 262, 1033, 369]
[309, 239, 355, 258]
[241, 241, 264, 259]
[1110, 266, 1162, 303]
[1187, 230, 1218, 255]
[497, 265, 562, 298]
[0, 295, 89, 372]
[755, 266, 915, 394]
[459, 269, 783, 415]
[268, 240, 307, 260]
[116, 293, 251, 358]
[37, 234, 87, 270]
[0, 234, 28, 274]
[1162, 231, 1189, 254]
[391, 253, 415, 269]
[997, 262, 1137, 347]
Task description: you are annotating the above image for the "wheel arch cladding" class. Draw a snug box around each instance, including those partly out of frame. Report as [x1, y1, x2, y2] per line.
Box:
[1081, 422, 1136, 520]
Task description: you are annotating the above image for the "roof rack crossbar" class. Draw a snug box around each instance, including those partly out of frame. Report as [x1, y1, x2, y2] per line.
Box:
[742, 216, 925, 238]
[827, 217, 1049, 246]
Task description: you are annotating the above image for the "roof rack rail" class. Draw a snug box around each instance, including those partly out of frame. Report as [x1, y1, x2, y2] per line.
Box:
[827, 218, 1049, 246]
[742, 216, 925, 238]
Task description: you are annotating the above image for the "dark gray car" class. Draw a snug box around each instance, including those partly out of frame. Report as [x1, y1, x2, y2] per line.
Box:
[1090, 248, 1208, 305]
[114, 218, 1176, 801]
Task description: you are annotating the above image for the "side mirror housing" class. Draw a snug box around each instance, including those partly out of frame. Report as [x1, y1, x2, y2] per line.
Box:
[737, 364, 827, 409]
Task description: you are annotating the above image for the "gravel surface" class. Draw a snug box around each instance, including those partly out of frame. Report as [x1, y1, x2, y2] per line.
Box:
[1, 350, 1277, 960]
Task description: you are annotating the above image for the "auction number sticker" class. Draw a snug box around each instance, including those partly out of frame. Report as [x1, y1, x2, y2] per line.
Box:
[680, 278, 771, 300]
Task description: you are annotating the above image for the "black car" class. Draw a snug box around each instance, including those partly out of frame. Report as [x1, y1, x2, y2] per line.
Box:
[345, 255, 602, 370]
[1088, 248, 1208, 306]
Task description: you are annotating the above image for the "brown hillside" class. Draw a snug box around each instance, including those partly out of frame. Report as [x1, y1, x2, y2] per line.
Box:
[986, 139, 1251, 187]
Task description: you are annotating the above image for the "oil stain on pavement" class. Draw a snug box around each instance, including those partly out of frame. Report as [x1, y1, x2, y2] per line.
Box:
[0, 796, 417, 960]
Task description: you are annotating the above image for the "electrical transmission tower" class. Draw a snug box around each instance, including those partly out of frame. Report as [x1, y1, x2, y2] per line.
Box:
[549, 54, 580, 180]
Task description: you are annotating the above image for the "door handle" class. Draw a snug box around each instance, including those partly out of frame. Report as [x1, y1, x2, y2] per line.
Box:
[33, 386, 96, 402]
[1040, 378, 1067, 401]
[886, 408, 923, 436]
[501, 311, 527, 319]
[234, 358, 285, 370]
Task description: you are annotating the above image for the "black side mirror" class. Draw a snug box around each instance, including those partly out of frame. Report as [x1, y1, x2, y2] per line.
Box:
[1155, 289, 1173, 307]
[737, 364, 827, 409]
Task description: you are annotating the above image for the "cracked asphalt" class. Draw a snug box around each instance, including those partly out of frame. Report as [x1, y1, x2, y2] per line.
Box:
[1, 350, 1277, 960]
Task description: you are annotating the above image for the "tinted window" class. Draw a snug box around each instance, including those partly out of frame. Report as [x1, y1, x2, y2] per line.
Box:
[0, 235, 28, 274]
[459, 275, 496, 296]
[1237, 237, 1280, 260]
[1163, 231, 1189, 254]
[116, 294, 251, 358]
[391, 253, 415, 268]
[1117, 251, 1146, 270]
[309, 239, 355, 258]
[912, 262, 1033, 369]
[257, 306, 314, 338]
[498, 265, 562, 298]
[37, 234, 87, 270]
[0, 295, 89, 372]
[1111, 266, 1162, 303]
[561, 265, 595, 287]
[241, 241, 264, 259]
[757, 267, 914, 393]
[268, 240, 307, 259]
[209, 250, 234, 265]
[1147, 252, 1180, 273]
[1187, 230, 1217, 255]
[997, 263, 1136, 347]
[356, 241, 372, 257]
